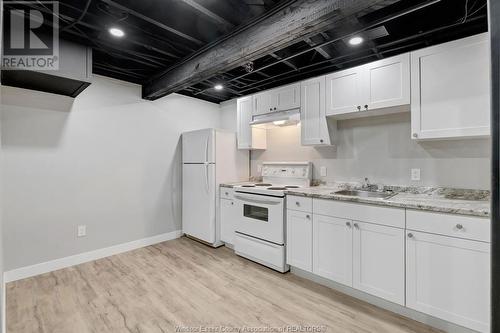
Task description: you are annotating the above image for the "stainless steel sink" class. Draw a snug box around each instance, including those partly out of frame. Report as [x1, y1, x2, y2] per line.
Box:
[333, 190, 396, 200]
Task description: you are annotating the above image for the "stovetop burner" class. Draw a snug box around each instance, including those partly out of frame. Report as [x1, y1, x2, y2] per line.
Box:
[285, 185, 299, 188]
[267, 187, 288, 190]
[255, 183, 272, 187]
[241, 185, 255, 187]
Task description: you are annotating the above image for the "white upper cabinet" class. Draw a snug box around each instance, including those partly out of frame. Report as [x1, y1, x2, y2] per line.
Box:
[325, 53, 410, 118]
[237, 96, 267, 150]
[406, 231, 490, 333]
[272, 83, 300, 111]
[364, 53, 410, 111]
[313, 214, 352, 286]
[253, 91, 272, 116]
[252, 83, 300, 116]
[300, 76, 333, 146]
[325, 67, 365, 116]
[352, 221, 405, 305]
[411, 33, 490, 140]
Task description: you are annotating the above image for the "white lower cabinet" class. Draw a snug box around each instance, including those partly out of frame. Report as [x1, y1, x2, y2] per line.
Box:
[406, 231, 490, 333]
[220, 198, 237, 245]
[286, 210, 313, 271]
[352, 221, 405, 305]
[285, 198, 490, 331]
[313, 215, 352, 286]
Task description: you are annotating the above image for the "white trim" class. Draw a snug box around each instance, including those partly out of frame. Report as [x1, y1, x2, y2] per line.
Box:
[2, 279, 5, 333]
[4, 230, 182, 283]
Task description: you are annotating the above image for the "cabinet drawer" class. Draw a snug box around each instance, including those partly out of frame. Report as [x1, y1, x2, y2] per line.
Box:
[313, 199, 405, 228]
[287, 195, 312, 212]
[406, 210, 490, 242]
[220, 188, 234, 199]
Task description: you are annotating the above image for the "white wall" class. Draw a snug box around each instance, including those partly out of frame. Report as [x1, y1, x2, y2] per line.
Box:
[219, 102, 489, 189]
[1, 76, 222, 271]
[220, 99, 237, 132]
[251, 113, 490, 189]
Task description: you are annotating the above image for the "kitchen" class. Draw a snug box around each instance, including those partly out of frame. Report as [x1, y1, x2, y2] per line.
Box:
[0, 1, 498, 333]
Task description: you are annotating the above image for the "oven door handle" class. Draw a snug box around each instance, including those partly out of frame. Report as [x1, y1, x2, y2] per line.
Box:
[234, 193, 282, 205]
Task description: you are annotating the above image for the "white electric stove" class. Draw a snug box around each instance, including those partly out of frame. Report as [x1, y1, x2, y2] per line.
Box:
[233, 162, 312, 272]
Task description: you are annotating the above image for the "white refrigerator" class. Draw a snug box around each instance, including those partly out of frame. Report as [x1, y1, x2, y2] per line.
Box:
[182, 128, 248, 247]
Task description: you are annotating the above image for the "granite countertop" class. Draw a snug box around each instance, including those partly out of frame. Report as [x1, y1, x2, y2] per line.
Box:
[221, 182, 490, 218]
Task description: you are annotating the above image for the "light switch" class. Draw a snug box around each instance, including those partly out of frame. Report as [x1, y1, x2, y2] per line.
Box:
[320, 166, 327, 177]
[411, 168, 421, 181]
[77, 225, 87, 237]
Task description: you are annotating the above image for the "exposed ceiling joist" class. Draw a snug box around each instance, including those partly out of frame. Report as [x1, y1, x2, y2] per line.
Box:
[270, 53, 298, 71]
[100, 0, 204, 45]
[304, 37, 332, 59]
[180, 0, 234, 28]
[143, 0, 401, 100]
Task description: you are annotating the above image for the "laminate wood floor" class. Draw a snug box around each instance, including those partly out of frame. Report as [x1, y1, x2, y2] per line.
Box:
[7, 237, 442, 333]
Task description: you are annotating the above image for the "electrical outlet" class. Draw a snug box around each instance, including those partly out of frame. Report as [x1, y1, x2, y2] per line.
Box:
[77, 225, 87, 237]
[411, 168, 421, 181]
[320, 166, 327, 177]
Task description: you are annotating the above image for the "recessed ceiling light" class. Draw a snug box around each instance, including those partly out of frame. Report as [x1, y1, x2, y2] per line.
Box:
[214, 84, 224, 91]
[348, 36, 364, 46]
[109, 27, 125, 38]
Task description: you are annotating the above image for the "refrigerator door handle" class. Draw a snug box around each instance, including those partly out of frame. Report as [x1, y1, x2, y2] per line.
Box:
[204, 135, 209, 163]
[204, 163, 209, 193]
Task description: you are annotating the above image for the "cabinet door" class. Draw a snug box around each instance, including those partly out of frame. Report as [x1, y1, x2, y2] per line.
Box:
[286, 210, 313, 272]
[253, 91, 272, 115]
[364, 53, 410, 111]
[220, 199, 237, 244]
[352, 222, 405, 305]
[406, 231, 490, 333]
[301, 77, 331, 146]
[325, 67, 364, 116]
[313, 215, 352, 286]
[411, 33, 490, 140]
[237, 96, 253, 149]
[272, 83, 300, 111]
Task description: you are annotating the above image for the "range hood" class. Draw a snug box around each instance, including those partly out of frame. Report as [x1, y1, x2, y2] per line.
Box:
[250, 109, 300, 129]
[1, 39, 92, 98]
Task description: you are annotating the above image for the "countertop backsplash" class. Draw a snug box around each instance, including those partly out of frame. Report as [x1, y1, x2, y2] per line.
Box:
[250, 113, 491, 190]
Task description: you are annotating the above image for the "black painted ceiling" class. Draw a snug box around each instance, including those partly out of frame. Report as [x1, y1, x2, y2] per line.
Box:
[22, 0, 488, 103]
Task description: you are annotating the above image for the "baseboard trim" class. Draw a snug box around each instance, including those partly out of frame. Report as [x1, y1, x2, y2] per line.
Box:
[4, 230, 182, 283]
[291, 267, 477, 333]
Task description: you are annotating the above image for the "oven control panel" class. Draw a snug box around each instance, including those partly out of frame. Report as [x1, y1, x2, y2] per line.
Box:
[261, 163, 311, 179]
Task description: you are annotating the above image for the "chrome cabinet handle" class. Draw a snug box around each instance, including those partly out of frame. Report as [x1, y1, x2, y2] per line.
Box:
[306, 214, 311, 219]
[320, 139, 324, 143]
[353, 223, 359, 229]
[412, 133, 418, 138]
[346, 221, 351, 228]
[231, 202, 234, 205]
[456, 224, 464, 230]
[295, 201, 300, 206]
[407, 233, 414, 238]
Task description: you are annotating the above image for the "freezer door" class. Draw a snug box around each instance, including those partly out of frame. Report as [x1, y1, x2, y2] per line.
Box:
[182, 163, 216, 243]
[182, 129, 215, 163]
